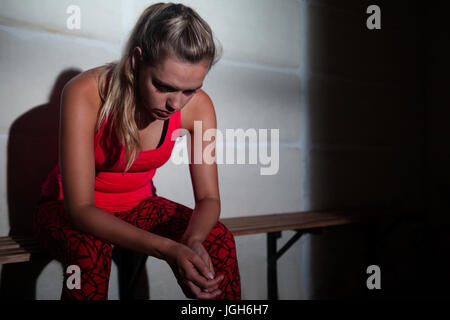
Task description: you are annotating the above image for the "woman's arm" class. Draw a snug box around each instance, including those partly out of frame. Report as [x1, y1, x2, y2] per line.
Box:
[175, 90, 224, 295]
[179, 91, 221, 245]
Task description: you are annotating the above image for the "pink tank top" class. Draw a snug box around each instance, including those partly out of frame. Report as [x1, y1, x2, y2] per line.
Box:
[41, 69, 181, 213]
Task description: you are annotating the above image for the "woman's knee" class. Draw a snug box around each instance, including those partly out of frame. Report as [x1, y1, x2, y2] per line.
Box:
[204, 222, 238, 263]
[64, 231, 112, 265]
[208, 222, 236, 245]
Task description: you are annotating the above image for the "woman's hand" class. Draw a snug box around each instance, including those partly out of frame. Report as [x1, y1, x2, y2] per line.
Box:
[185, 239, 215, 279]
[164, 241, 223, 299]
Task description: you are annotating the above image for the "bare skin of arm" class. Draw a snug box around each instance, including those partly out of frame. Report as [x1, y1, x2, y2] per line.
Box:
[180, 90, 221, 245]
[178, 90, 223, 295]
[59, 68, 222, 299]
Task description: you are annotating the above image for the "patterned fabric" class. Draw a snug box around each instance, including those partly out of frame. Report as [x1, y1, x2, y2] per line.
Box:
[33, 195, 241, 300]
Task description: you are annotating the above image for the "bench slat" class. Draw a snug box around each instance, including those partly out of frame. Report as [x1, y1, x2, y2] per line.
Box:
[0, 241, 21, 250]
[0, 249, 31, 264]
[220, 208, 381, 236]
[0, 237, 43, 264]
[0, 237, 37, 243]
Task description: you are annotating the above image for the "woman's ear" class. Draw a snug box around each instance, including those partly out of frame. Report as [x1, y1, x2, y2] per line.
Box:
[131, 46, 143, 71]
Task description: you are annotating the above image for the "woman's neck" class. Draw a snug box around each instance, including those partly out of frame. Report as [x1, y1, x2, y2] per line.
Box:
[134, 100, 157, 130]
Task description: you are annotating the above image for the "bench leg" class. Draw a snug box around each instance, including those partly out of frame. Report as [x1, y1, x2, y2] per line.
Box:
[267, 231, 281, 300]
[267, 228, 322, 300]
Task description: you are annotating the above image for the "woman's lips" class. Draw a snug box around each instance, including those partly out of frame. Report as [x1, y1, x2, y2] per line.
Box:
[154, 109, 172, 117]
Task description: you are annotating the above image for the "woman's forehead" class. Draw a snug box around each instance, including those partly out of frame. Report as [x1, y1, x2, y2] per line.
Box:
[145, 56, 209, 89]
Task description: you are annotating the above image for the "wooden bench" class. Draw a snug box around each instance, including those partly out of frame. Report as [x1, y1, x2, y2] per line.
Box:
[0, 237, 43, 264]
[0, 207, 386, 299]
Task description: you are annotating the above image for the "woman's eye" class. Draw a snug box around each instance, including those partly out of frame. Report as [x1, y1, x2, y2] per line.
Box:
[154, 83, 196, 95]
[183, 90, 196, 96]
[155, 85, 169, 92]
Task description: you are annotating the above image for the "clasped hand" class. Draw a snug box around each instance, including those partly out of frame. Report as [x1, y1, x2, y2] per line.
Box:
[165, 239, 224, 299]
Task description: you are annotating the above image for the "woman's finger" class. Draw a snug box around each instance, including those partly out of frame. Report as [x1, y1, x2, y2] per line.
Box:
[199, 250, 215, 279]
[184, 259, 224, 290]
[186, 280, 221, 300]
[189, 242, 214, 277]
[199, 247, 215, 278]
[208, 258, 215, 277]
[189, 251, 216, 282]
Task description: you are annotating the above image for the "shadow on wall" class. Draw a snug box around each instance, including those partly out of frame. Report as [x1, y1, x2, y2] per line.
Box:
[6, 69, 81, 237]
[0, 69, 150, 300]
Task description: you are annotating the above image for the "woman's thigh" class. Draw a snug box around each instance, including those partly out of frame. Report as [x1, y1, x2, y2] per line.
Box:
[33, 200, 113, 299]
[114, 195, 192, 241]
[115, 196, 241, 270]
[33, 200, 113, 261]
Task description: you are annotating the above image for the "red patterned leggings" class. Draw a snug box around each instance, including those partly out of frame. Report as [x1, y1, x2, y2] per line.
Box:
[32, 195, 241, 300]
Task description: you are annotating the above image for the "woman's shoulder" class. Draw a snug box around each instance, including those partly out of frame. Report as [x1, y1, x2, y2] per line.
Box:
[180, 89, 216, 132]
[61, 65, 111, 115]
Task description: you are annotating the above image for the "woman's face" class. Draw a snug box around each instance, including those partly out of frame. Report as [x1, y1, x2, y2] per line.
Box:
[133, 48, 210, 120]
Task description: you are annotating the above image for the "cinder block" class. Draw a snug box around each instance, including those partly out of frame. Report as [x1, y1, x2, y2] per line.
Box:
[133, 0, 301, 68]
[218, 147, 301, 217]
[0, 0, 122, 43]
[308, 75, 417, 145]
[0, 28, 119, 133]
[307, 3, 416, 84]
[204, 63, 301, 144]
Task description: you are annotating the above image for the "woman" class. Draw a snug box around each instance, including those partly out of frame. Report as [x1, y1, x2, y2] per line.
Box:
[33, 2, 241, 300]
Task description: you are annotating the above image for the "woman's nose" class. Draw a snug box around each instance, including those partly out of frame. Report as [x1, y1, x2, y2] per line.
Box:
[166, 92, 182, 112]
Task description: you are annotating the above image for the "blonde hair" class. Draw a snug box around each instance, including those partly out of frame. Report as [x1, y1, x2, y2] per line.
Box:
[97, 3, 220, 173]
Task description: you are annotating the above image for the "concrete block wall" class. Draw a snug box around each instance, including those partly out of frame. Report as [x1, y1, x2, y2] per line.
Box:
[0, 0, 305, 299]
